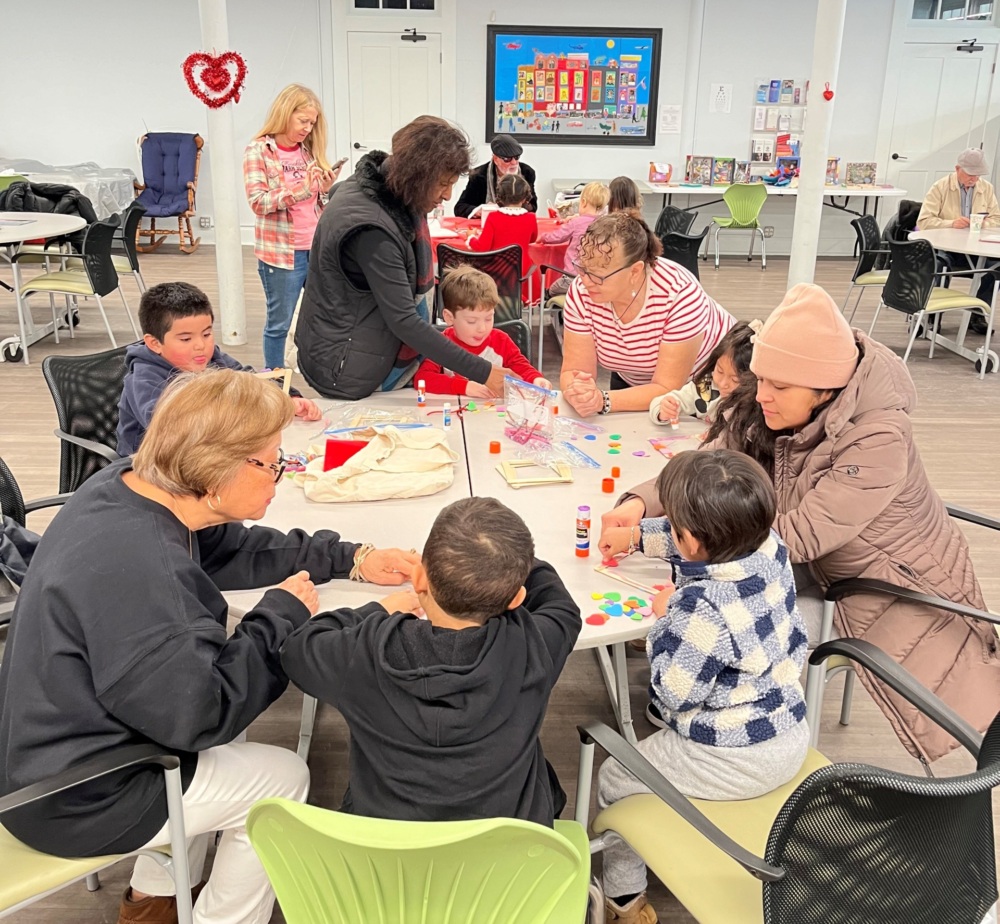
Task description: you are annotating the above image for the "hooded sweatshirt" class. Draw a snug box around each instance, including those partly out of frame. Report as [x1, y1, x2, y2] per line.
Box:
[116, 342, 300, 456]
[280, 560, 581, 826]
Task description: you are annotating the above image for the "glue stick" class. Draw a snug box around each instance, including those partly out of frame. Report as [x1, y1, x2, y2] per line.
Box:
[416, 379, 426, 408]
[576, 505, 591, 558]
[442, 402, 452, 429]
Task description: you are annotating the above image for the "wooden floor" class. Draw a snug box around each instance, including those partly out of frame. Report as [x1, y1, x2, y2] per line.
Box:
[3, 246, 999, 922]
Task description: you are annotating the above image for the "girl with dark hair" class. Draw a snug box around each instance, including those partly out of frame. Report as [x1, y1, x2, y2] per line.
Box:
[467, 172, 538, 286]
[559, 210, 735, 418]
[296, 115, 516, 399]
[608, 176, 642, 212]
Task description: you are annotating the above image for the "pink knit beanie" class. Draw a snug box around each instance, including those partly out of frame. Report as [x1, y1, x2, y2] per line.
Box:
[750, 283, 859, 388]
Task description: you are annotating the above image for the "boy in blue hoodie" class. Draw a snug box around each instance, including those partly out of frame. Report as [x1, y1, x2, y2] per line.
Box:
[598, 450, 809, 924]
[280, 496, 582, 826]
[116, 281, 321, 456]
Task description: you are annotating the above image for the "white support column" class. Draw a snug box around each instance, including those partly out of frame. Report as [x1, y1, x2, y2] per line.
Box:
[787, 0, 848, 288]
[198, 0, 246, 345]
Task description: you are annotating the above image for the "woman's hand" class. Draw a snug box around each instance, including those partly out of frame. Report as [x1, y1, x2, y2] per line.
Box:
[651, 587, 673, 618]
[562, 371, 603, 417]
[599, 497, 645, 553]
[598, 526, 632, 559]
[360, 548, 421, 585]
[309, 165, 338, 195]
[380, 590, 422, 615]
[292, 397, 322, 421]
[486, 365, 518, 396]
[657, 395, 680, 424]
[466, 381, 494, 399]
[278, 570, 319, 615]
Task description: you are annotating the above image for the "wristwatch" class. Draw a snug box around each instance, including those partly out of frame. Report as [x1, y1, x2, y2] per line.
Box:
[599, 390, 612, 415]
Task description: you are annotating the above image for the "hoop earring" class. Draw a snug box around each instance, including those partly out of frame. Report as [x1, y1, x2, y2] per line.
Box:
[206, 494, 222, 511]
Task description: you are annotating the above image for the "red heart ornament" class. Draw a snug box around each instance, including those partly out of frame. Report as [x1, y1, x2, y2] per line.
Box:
[182, 52, 248, 109]
[822, 82, 834, 101]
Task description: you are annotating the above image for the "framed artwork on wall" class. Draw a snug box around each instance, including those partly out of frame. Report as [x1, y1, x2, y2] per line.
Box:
[486, 24, 662, 146]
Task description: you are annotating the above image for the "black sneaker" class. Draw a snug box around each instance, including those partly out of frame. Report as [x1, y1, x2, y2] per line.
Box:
[969, 313, 990, 335]
[645, 702, 666, 728]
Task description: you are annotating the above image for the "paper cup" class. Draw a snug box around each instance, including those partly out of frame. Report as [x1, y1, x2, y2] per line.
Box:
[971, 212, 987, 233]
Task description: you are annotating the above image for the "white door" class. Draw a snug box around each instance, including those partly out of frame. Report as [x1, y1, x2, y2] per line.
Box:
[347, 31, 443, 169]
[886, 42, 997, 196]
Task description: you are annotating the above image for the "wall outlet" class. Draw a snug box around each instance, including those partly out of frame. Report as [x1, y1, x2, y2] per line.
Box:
[762, 226, 775, 238]
[199, 216, 212, 229]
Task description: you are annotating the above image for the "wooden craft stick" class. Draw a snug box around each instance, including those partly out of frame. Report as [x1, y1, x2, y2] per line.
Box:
[593, 565, 659, 595]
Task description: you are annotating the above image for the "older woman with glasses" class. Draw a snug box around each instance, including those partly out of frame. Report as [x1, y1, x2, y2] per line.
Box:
[454, 134, 537, 218]
[0, 369, 418, 924]
[559, 210, 735, 418]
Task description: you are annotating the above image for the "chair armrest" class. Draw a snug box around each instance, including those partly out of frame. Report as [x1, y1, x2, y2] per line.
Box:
[809, 639, 983, 758]
[935, 268, 1000, 279]
[133, 181, 145, 193]
[539, 263, 576, 279]
[824, 576, 1000, 626]
[577, 722, 785, 882]
[23, 493, 72, 517]
[946, 504, 1000, 531]
[53, 429, 120, 464]
[0, 744, 180, 815]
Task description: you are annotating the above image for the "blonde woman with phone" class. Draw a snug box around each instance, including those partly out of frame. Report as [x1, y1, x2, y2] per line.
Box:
[244, 84, 344, 369]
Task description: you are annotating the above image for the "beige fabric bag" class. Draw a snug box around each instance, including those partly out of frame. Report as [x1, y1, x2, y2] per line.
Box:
[294, 425, 458, 503]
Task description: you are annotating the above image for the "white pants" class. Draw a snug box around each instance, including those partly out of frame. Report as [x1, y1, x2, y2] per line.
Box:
[131, 741, 310, 924]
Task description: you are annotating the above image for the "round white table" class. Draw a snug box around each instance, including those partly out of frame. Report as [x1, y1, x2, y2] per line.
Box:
[0, 211, 87, 363]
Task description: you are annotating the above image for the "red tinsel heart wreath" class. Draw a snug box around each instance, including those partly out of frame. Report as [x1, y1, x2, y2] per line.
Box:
[182, 52, 248, 109]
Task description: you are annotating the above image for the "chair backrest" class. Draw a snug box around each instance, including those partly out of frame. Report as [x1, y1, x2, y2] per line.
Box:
[654, 205, 697, 238]
[139, 133, 202, 197]
[117, 201, 147, 271]
[0, 458, 26, 529]
[882, 238, 936, 317]
[247, 799, 589, 924]
[75, 218, 120, 297]
[849, 214, 883, 280]
[659, 226, 710, 280]
[436, 244, 523, 324]
[722, 183, 768, 226]
[762, 713, 1000, 923]
[41, 346, 129, 494]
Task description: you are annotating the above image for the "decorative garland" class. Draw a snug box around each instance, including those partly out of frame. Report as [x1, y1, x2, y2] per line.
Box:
[182, 51, 248, 109]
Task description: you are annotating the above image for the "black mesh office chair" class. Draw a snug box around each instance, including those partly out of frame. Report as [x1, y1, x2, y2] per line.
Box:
[42, 346, 128, 494]
[842, 214, 890, 321]
[659, 226, 711, 280]
[654, 205, 697, 238]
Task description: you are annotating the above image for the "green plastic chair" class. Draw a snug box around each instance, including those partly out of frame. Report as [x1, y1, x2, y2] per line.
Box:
[711, 183, 769, 270]
[246, 798, 591, 924]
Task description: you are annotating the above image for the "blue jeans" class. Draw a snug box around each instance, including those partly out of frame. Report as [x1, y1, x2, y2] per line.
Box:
[258, 251, 309, 369]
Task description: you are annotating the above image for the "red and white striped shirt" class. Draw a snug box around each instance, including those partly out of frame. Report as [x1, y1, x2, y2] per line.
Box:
[564, 258, 735, 386]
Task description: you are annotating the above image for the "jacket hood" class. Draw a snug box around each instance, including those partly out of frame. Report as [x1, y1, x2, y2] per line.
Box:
[354, 151, 416, 241]
[674, 529, 789, 584]
[125, 341, 175, 376]
[373, 612, 530, 748]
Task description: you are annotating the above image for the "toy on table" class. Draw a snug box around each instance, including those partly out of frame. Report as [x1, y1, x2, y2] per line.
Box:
[503, 376, 556, 445]
[585, 590, 655, 626]
[496, 459, 573, 489]
[255, 367, 293, 394]
[649, 434, 703, 460]
[593, 563, 659, 594]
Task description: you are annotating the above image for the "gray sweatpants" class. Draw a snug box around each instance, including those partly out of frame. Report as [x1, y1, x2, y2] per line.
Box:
[597, 720, 810, 897]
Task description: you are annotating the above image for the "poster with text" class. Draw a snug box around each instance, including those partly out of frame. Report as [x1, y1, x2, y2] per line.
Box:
[486, 25, 662, 146]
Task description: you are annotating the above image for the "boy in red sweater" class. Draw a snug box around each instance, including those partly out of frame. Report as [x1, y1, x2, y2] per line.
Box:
[417, 266, 550, 398]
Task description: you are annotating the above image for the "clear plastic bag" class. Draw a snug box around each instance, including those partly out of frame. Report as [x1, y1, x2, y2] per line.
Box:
[503, 377, 555, 443]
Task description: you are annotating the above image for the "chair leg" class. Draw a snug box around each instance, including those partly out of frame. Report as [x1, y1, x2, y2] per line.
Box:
[902, 310, 924, 362]
[841, 284, 856, 315]
[134, 267, 147, 293]
[928, 313, 941, 360]
[45, 296, 60, 345]
[805, 599, 837, 749]
[86, 873, 101, 892]
[297, 694, 318, 761]
[94, 294, 118, 348]
[868, 300, 884, 337]
[759, 229, 767, 270]
[847, 288, 865, 324]
[714, 226, 721, 269]
[120, 288, 140, 339]
[747, 230, 755, 262]
[839, 670, 856, 726]
[64, 295, 75, 340]
[12, 261, 31, 364]
[982, 305, 996, 380]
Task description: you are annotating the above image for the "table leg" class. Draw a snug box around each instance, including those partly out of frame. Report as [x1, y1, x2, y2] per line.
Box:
[297, 694, 318, 761]
[594, 642, 637, 745]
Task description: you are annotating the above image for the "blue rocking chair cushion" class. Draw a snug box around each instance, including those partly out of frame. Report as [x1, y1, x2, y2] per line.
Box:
[136, 134, 199, 217]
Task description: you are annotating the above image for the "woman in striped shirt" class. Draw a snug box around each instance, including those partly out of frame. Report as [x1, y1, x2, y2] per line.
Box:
[559, 211, 734, 417]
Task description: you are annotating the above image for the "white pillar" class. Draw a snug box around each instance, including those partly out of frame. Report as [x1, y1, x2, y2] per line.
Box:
[787, 0, 848, 288]
[198, 0, 246, 345]
[680, 0, 705, 178]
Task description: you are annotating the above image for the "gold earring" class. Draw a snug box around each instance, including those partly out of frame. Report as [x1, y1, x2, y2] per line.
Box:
[206, 494, 222, 511]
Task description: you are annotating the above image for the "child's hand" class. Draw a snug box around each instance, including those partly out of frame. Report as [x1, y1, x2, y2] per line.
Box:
[533, 376, 552, 390]
[599, 526, 633, 559]
[292, 397, 322, 421]
[466, 381, 494, 399]
[656, 395, 680, 424]
[651, 586, 674, 618]
[380, 590, 422, 615]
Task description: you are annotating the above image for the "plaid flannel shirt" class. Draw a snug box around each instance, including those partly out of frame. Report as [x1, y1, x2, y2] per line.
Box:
[243, 137, 323, 269]
[640, 519, 808, 747]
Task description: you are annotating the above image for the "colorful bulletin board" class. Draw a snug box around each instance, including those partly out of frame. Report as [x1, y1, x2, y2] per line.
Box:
[486, 25, 662, 146]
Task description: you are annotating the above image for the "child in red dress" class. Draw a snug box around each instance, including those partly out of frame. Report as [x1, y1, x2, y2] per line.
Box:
[468, 173, 538, 302]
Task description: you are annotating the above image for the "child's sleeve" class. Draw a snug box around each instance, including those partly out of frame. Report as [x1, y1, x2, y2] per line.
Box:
[638, 516, 679, 560]
[415, 354, 468, 395]
[492, 330, 542, 382]
[468, 216, 495, 252]
[647, 381, 702, 425]
[647, 592, 735, 712]
[522, 559, 582, 666]
[528, 213, 538, 243]
[537, 220, 574, 245]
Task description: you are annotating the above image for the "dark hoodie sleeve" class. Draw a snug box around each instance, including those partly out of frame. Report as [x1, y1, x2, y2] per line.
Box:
[522, 559, 582, 668]
[196, 522, 360, 590]
[280, 601, 389, 707]
[454, 166, 488, 218]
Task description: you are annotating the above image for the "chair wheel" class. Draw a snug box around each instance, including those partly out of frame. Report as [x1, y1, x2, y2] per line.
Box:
[975, 356, 996, 374]
[64, 310, 81, 328]
[1, 343, 24, 363]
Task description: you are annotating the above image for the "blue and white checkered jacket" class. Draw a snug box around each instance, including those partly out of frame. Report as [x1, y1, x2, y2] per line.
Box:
[640, 519, 808, 747]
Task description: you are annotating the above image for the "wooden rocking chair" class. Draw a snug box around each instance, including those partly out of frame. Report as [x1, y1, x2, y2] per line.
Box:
[134, 133, 203, 254]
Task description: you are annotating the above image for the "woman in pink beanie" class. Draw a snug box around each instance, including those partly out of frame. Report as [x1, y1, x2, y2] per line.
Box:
[605, 283, 999, 765]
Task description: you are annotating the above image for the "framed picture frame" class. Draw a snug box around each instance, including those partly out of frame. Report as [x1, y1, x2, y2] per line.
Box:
[845, 162, 878, 186]
[486, 25, 662, 146]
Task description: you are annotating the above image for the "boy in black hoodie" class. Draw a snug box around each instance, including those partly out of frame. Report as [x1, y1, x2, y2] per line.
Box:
[281, 496, 582, 826]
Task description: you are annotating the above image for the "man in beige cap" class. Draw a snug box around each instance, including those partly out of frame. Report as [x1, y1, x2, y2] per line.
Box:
[916, 147, 1000, 332]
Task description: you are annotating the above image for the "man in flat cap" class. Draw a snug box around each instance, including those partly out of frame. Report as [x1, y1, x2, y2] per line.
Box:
[917, 148, 1000, 331]
[454, 134, 537, 218]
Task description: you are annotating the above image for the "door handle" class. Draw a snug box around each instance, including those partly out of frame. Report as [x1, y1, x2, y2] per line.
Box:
[891, 153, 908, 161]
[353, 142, 367, 150]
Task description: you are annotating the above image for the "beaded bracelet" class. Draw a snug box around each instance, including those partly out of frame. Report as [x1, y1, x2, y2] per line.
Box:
[600, 390, 612, 415]
[628, 526, 638, 555]
[350, 542, 376, 582]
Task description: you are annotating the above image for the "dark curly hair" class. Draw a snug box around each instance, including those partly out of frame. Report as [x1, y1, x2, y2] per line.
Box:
[384, 115, 475, 211]
[579, 210, 662, 269]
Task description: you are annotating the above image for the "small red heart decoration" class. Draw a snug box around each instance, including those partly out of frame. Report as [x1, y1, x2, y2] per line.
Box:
[182, 51, 248, 109]
[822, 82, 834, 101]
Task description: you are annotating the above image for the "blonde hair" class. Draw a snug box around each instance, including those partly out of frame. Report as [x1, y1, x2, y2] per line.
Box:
[439, 265, 500, 312]
[580, 181, 610, 211]
[254, 84, 330, 170]
[133, 369, 294, 499]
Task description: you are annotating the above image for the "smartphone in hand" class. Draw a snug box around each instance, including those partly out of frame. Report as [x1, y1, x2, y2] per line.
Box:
[332, 156, 349, 171]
